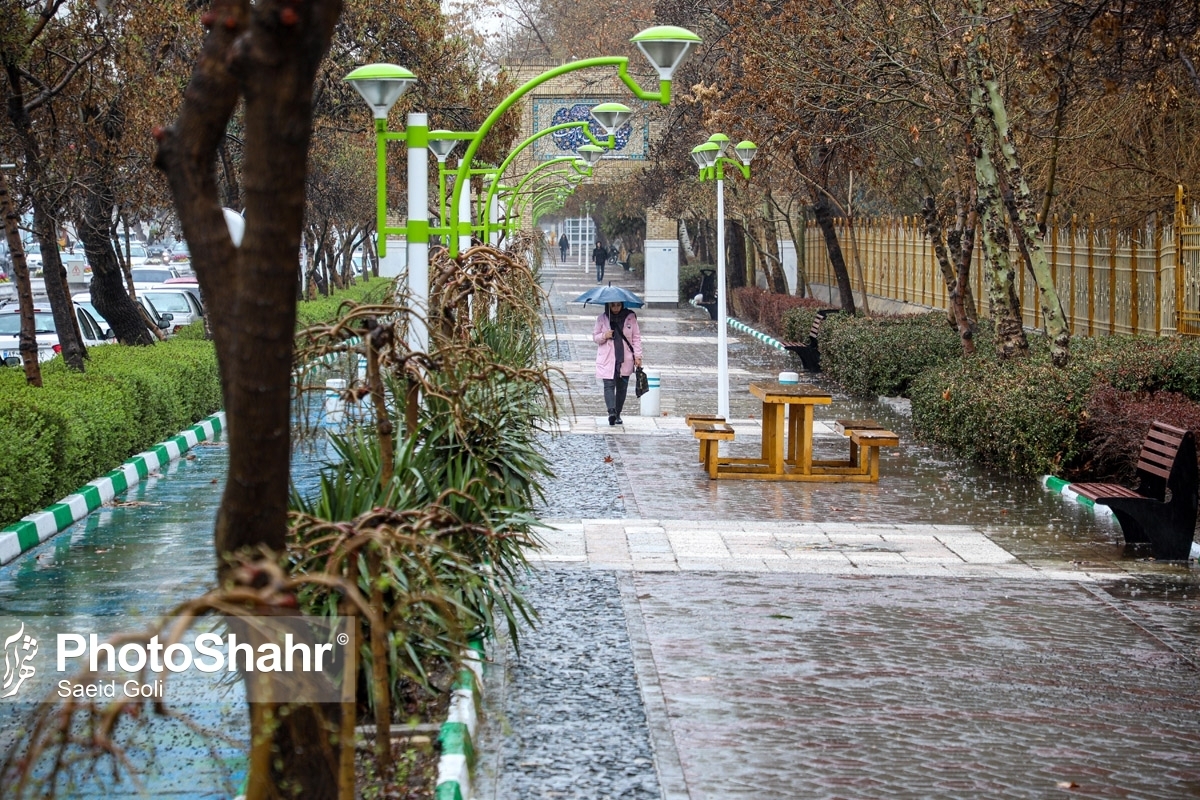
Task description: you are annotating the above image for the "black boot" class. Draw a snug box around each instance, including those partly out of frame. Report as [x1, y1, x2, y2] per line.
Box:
[608, 409, 617, 426]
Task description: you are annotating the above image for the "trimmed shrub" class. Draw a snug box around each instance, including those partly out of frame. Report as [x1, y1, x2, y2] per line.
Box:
[821, 312, 965, 397]
[296, 276, 393, 327]
[173, 320, 207, 340]
[628, 252, 644, 277]
[730, 287, 826, 336]
[0, 337, 220, 526]
[1072, 385, 1200, 482]
[678, 261, 714, 304]
[909, 352, 1090, 476]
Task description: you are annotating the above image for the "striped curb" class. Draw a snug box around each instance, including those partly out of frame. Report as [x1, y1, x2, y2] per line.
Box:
[0, 411, 227, 566]
[1041, 474, 1115, 517]
[687, 298, 790, 353]
[435, 639, 485, 800]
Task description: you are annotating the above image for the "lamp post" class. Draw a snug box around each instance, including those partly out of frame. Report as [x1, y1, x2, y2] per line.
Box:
[691, 134, 759, 418]
[446, 25, 700, 257]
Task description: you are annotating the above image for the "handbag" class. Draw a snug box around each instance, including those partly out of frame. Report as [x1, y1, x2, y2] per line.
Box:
[634, 366, 649, 398]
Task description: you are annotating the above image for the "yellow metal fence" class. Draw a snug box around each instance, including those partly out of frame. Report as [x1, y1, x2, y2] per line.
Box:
[798, 189, 1200, 338]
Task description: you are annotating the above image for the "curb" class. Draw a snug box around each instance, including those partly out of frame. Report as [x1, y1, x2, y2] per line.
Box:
[687, 299, 790, 353]
[435, 638, 485, 800]
[0, 411, 227, 566]
[1040, 474, 1115, 517]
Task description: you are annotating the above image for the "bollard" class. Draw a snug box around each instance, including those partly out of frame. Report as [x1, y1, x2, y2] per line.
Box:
[640, 368, 661, 416]
[324, 378, 347, 426]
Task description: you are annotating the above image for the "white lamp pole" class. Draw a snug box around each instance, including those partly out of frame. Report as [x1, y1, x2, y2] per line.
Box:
[407, 112, 429, 354]
[692, 135, 757, 421]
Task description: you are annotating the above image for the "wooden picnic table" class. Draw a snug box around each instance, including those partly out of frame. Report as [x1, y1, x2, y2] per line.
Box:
[704, 381, 899, 482]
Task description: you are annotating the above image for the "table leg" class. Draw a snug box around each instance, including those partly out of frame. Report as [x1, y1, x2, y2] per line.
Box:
[767, 403, 785, 475]
[797, 404, 815, 475]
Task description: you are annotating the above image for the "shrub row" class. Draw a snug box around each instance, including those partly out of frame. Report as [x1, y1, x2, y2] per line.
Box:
[0, 339, 221, 526]
[731, 287, 829, 338]
[295, 276, 392, 327]
[820, 312, 969, 397]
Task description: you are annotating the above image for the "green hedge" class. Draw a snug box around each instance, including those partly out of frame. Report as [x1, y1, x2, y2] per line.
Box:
[0, 339, 220, 526]
[296, 276, 393, 327]
[820, 312, 968, 397]
[679, 262, 714, 304]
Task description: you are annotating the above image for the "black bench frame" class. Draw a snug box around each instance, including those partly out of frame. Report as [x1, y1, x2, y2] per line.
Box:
[1069, 420, 1198, 560]
[782, 309, 838, 372]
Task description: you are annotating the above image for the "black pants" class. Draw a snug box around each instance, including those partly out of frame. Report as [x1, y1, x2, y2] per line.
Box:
[560, 246, 568, 259]
[595, 261, 605, 282]
[603, 376, 629, 417]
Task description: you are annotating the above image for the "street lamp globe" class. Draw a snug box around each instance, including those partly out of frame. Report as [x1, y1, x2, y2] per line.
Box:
[576, 143, 605, 167]
[428, 131, 458, 163]
[631, 26, 702, 80]
[689, 146, 707, 168]
[591, 102, 633, 135]
[694, 141, 720, 168]
[706, 133, 730, 157]
[734, 140, 759, 166]
[344, 64, 417, 120]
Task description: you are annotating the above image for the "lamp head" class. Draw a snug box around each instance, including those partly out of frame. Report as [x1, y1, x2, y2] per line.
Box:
[631, 26, 702, 81]
[706, 133, 730, 157]
[591, 102, 633, 135]
[734, 140, 759, 166]
[694, 142, 720, 168]
[428, 131, 458, 162]
[689, 146, 706, 168]
[576, 143, 605, 167]
[344, 64, 417, 120]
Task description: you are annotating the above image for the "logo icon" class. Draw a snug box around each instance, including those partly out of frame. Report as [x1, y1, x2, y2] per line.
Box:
[2, 622, 37, 698]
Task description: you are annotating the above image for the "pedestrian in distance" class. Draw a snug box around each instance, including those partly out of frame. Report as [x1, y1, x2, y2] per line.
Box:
[559, 233, 569, 261]
[593, 300, 642, 426]
[593, 241, 607, 283]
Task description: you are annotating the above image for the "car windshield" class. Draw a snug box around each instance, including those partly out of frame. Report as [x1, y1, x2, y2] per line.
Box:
[0, 312, 55, 335]
[127, 244, 147, 257]
[143, 292, 190, 313]
[131, 269, 174, 283]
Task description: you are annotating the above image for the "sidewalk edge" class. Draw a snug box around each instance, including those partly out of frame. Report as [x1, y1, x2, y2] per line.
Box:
[435, 638, 484, 800]
[0, 411, 227, 566]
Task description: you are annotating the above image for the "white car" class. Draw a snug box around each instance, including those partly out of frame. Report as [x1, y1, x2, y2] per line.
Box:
[0, 301, 110, 364]
[72, 292, 174, 338]
[130, 266, 182, 290]
[141, 287, 206, 333]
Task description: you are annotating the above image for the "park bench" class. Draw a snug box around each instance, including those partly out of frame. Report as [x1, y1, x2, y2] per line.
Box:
[1068, 420, 1198, 561]
[687, 415, 735, 479]
[833, 419, 886, 469]
[781, 309, 838, 372]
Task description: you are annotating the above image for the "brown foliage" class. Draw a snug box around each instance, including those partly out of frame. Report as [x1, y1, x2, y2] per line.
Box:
[729, 286, 826, 337]
[1070, 385, 1200, 482]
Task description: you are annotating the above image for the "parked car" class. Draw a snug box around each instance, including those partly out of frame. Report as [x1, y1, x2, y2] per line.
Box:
[160, 276, 205, 312]
[166, 242, 190, 264]
[145, 243, 170, 263]
[72, 292, 174, 339]
[141, 287, 205, 333]
[0, 301, 111, 365]
[130, 266, 182, 290]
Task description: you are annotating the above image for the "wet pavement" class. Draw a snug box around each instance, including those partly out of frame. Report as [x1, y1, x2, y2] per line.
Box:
[476, 254, 1200, 799]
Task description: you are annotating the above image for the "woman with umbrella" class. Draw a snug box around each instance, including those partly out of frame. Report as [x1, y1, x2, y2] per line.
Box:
[588, 287, 643, 426]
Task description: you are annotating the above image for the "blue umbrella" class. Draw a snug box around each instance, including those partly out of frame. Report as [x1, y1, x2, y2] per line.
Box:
[572, 283, 644, 308]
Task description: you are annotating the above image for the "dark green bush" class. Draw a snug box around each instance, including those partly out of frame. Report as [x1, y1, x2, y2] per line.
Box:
[821, 312, 965, 397]
[781, 306, 827, 343]
[173, 320, 207, 340]
[0, 338, 220, 526]
[678, 261, 714, 304]
[628, 252, 644, 277]
[296, 276, 393, 327]
[909, 353, 1090, 476]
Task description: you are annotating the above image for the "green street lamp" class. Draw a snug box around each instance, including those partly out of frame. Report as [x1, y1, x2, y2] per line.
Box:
[447, 25, 700, 257]
[691, 132, 759, 418]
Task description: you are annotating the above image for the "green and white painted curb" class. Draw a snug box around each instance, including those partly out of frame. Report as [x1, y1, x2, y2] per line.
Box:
[435, 639, 484, 800]
[1041, 475, 1115, 517]
[687, 298, 790, 353]
[0, 411, 227, 566]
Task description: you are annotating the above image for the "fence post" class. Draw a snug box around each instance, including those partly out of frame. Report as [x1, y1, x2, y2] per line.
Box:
[1069, 214, 1077, 334]
[1109, 217, 1118, 335]
[1155, 214, 1162, 337]
[1087, 213, 1096, 336]
[1176, 185, 1186, 335]
[1131, 225, 1140, 335]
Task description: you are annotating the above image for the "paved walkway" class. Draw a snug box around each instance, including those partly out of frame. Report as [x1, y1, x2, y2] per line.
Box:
[477, 254, 1200, 799]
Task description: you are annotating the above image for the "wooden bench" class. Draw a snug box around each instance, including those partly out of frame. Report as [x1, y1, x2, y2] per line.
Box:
[1069, 420, 1198, 560]
[834, 419, 885, 469]
[848, 429, 900, 480]
[781, 310, 837, 372]
[688, 418, 736, 479]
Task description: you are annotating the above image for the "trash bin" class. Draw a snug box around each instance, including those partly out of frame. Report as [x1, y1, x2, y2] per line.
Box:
[324, 378, 347, 426]
[639, 368, 661, 417]
[698, 269, 718, 321]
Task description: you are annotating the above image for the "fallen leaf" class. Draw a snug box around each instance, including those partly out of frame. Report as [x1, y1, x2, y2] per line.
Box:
[769, 613, 793, 619]
[603, 455, 613, 463]
[1056, 781, 1079, 789]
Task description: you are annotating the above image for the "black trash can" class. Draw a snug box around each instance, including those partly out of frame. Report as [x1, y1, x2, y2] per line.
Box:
[698, 269, 718, 320]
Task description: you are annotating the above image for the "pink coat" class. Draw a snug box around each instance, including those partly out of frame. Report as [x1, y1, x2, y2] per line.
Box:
[594, 310, 642, 380]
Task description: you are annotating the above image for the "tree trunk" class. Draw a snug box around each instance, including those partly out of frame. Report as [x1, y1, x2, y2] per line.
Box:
[968, 23, 1026, 359]
[979, 40, 1070, 366]
[154, 0, 344, 794]
[727, 219, 747, 290]
[0, 168, 42, 386]
[78, 140, 154, 345]
[922, 196, 975, 355]
[811, 191, 856, 314]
